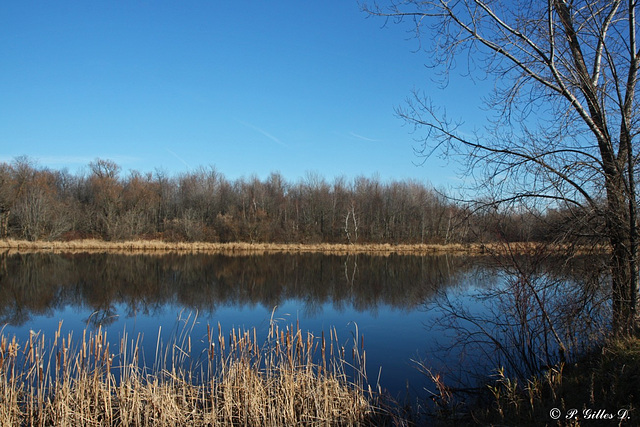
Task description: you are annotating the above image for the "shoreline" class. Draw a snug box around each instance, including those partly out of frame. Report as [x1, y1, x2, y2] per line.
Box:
[0, 238, 598, 256]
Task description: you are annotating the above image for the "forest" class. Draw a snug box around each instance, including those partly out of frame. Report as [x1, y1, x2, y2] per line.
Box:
[0, 157, 578, 245]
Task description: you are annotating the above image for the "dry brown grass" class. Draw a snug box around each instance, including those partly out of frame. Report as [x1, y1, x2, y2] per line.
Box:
[0, 238, 586, 256]
[469, 336, 640, 426]
[0, 314, 376, 426]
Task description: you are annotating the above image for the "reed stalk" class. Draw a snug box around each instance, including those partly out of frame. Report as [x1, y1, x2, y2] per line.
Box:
[0, 318, 375, 426]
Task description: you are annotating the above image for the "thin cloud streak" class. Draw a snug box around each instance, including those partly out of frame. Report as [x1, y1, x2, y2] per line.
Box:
[348, 132, 380, 142]
[166, 148, 191, 170]
[236, 119, 287, 147]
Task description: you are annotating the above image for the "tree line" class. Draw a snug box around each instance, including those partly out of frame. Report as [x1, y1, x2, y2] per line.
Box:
[0, 157, 580, 244]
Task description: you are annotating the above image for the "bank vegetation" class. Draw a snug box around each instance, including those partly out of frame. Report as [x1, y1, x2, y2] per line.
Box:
[0, 316, 379, 426]
[0, 237, 580, 256]
[0, 158, 588, 248]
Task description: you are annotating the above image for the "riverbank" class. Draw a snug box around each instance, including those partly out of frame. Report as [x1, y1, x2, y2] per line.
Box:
[450, 336, 640, 426]
[0, 238, 599, 256]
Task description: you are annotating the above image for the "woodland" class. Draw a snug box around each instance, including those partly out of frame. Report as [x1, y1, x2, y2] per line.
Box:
[0, 157, 578, 246]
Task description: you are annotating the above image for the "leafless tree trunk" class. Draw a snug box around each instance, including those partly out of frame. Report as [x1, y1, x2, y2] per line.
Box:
[363, 0, 640, 336]
[345, 202, 359, 244]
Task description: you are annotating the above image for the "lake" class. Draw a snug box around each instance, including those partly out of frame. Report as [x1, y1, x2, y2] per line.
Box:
[0, 251, 607, 402]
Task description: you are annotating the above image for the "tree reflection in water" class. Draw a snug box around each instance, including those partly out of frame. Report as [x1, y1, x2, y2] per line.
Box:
[0, 252, 472, 326]
[422, 249, 610, 394]
[0, 250, 608, 401]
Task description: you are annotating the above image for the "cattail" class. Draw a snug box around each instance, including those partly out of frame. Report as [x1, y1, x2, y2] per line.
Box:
[0, 320, 372, 425]
[253, 328, 258, 355]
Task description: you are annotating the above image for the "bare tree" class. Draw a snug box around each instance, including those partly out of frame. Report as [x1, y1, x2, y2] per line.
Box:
[345, 201, 359, 244]
[0, 163, 15, 238]
[88, 159, 123, 240]
[363, 0, 640, 336]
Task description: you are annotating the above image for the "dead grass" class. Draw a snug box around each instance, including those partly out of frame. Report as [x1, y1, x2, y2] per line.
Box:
[0, 238, 593, 256]
[460, 336, 640, 426]
[0, 314, 377, 426]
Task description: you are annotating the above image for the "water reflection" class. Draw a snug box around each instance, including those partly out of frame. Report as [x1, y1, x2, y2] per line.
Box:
[423, 253, 610, 389]
[0, 251, 485, 399]
[0, 252, 475, 326]
[0, 250, 609, 404]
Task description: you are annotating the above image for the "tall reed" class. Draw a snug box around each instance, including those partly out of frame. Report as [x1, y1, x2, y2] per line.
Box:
[0, 315, 375, 425]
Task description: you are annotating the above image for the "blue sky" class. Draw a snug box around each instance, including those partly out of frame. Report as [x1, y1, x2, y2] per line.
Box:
[1, 1, 486, 187]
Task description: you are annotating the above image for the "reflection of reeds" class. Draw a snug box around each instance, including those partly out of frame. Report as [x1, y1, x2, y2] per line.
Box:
[0, 317, 374, 425]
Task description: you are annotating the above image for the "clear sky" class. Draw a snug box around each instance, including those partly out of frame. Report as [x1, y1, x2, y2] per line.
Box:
[1, 1, 487, 187]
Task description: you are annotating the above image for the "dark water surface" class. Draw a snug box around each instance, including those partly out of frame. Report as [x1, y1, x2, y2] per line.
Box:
[0, 251, 603, 400]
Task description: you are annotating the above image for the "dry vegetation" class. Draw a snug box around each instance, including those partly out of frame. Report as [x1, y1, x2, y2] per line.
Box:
[1, 158, 583, 247]
[463, 336, 640, 426]
[0, 238, 590, 256]
[0, 314, 377, 426]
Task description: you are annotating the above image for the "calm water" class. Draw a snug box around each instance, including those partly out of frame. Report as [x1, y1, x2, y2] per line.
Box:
[0, 251, 605, 400]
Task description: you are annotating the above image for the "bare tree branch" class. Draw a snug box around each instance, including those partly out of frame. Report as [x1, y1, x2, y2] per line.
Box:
[364, 0, 640, 335]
